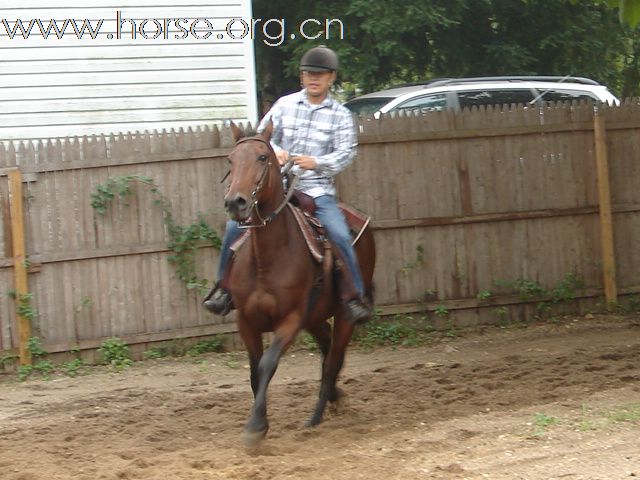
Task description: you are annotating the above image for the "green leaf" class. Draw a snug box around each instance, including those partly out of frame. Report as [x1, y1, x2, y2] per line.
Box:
[621, 0, 640, 26]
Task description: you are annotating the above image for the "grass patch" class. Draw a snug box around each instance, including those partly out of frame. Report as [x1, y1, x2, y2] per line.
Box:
[187, 337, 225, 356]
[354, 313, 435, 349]
[530, 403, 640, 437]
[531, 413, 559, 436]
[577, 403, 640, 430]
[295, 332, 319, 352]
[98, 337, 133, 371]
[605, 403, 640, 423]
[142, 336, 226, 360]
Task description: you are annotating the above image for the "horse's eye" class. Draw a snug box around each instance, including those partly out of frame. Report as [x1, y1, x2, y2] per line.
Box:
[258, 154, 268, 162]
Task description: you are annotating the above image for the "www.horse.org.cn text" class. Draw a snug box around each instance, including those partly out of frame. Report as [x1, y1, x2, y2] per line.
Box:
[0, 12, 346, 46]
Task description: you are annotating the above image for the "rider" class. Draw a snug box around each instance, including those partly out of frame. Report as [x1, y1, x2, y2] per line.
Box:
[203, 45, 372, 325]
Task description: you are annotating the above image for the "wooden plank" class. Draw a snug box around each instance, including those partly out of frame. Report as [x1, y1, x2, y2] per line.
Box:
[0, 168, 37, 182]
[0, 45, 248, 63]
[0, 57, 246, 77]
[0, 105, 249, 128]
[0, 81, 246, 102]
[7, 169, 31, 365]
[2, 200, 640, 270]
[12, 320, 239, 357]
[357, 118, 640, 145]
[377, 284, 640, 317]
[0, 70, 246, 89]
[1, 122, 244, 144]
[594, 114, 618, 304]
[14, 146, 231, 174]
[2, 94, 250, 115]
[372, 206, 602, 230]
[28, 279, 640, 356]
[358, 121, 595, 145]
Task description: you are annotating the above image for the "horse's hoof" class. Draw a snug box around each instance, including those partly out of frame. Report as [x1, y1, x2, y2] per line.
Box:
[305, 417, 321, 428]
[242, 428, 267, 449]
[329, 387, 345, 404]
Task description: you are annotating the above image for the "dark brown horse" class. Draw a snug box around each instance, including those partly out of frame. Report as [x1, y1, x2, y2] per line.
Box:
[224, 122, 376, 446]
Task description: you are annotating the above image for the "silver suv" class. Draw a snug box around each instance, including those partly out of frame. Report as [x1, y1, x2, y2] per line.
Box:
[344, 76, 619, 117]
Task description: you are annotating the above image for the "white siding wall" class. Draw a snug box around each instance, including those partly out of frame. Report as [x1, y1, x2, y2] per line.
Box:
[0, 0, 258, 141]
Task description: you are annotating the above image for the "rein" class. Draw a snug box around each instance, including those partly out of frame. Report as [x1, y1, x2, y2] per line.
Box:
[232, 136, 299, 229]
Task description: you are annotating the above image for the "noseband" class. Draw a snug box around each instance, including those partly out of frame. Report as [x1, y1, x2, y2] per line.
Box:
[231, 136, 298, 228]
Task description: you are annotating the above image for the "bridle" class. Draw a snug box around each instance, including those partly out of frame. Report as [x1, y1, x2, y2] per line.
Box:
[228, 135, 298, 228]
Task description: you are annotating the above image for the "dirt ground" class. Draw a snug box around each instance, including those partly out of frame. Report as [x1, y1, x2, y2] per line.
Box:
[1, 315, 639, 480]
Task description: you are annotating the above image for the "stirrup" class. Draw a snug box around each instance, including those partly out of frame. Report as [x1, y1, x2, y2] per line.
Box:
[203, 283, 234, 316]
[345, 298, 373, 325]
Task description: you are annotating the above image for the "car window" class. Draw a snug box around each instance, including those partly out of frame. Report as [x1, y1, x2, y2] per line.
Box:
[538, 89, 598, 104]
[344, 97, 394, 116]
[394, 93, 447, 113]
[457, 89, 535, 109]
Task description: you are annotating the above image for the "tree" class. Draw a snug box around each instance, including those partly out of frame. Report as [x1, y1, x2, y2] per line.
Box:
[606, 0, 640, 26]
[251, 0, 640, 113]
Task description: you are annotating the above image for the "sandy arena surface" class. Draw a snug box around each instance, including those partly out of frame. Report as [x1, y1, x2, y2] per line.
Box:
[1, 315, 639, 480]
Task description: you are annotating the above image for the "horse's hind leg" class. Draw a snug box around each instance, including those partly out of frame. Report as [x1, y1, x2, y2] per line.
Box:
[306, 320, 332, 359]
[307, 313, 354, 427]
[305, 320, 335, 425]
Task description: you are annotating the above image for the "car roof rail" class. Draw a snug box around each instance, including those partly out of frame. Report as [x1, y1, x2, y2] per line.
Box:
[425, 75, 601, 87]
[382, 78, 453, 89]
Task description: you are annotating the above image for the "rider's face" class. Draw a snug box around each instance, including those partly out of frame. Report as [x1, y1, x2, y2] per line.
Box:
[300, 70, 336, 102]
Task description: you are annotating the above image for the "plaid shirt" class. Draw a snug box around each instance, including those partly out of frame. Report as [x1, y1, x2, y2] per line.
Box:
[257, 89, 357, 198]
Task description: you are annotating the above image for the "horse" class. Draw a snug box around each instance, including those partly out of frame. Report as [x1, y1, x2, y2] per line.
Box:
[223, 121, 376, 446]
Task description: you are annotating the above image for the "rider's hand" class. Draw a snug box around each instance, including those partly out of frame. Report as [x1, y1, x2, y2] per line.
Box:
[292, 155, 317, 170]
[275, 150, 289, 166]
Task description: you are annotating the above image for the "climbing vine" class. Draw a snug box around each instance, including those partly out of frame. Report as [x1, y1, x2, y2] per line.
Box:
[90, 175, 221, 292]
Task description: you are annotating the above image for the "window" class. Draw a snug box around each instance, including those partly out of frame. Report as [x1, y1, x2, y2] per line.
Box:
[539, 89, 598, 104]
[457, 89, 535, 109]
[395, 93, 447, 113]
[345, 97, 394, 116]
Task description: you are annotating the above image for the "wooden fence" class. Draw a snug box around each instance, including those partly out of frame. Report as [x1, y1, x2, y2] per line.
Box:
[2, 100, 640, 363]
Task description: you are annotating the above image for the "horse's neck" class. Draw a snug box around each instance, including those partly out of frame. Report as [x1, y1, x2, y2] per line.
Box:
[250, 208, 295, 271]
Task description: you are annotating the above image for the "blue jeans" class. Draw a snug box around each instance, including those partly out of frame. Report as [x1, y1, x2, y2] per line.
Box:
[217, 219, 243, 280]
[216, 195, 365, 298]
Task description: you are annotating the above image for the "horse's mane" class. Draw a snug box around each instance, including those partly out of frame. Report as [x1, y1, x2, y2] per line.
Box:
[234, 124, 259, 139]
[230, 119, 273, 143]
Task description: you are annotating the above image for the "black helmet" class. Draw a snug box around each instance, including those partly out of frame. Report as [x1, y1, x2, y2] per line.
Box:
[300, 46, 339, 72]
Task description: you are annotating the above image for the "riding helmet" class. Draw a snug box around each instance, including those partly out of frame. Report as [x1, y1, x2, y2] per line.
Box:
[300, 46, 339, 72]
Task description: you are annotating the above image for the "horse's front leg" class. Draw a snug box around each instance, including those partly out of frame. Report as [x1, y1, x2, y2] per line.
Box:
[243, 316, 300, 447]
[238, 321, 263, 398]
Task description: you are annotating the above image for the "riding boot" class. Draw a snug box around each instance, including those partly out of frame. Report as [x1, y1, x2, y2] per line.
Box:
[203, 262, 234, 316]
[333, 250, 373, 325]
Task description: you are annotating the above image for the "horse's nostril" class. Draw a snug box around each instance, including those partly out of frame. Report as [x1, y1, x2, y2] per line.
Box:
[225, 194, 248, 214]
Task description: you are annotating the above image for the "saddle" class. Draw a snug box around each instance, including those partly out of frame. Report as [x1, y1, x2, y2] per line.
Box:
[230, 190, 371, 264]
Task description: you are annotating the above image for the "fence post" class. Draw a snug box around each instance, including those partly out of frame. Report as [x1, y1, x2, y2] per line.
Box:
[593, 113, 617, 306]
[7, 168, 32, 365]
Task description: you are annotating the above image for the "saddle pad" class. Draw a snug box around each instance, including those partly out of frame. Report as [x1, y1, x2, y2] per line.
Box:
[288, 204, 325, 263]
[229, 203, 371, 261]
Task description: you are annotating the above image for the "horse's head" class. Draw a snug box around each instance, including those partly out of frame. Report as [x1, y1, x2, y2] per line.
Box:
[224, 121, 282, 224]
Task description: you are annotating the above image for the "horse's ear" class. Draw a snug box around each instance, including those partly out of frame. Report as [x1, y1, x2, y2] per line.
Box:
[261, 119, 274, 142]
[230, 121, 245, 142]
